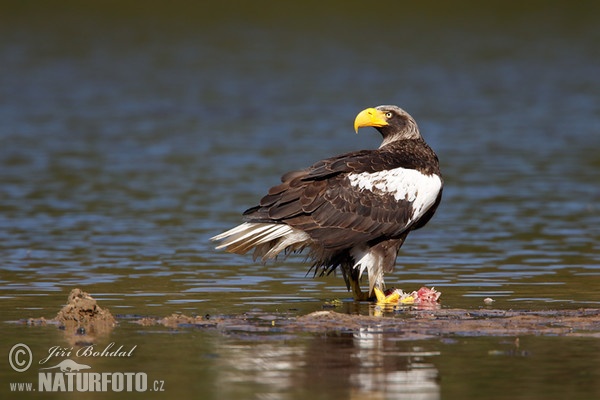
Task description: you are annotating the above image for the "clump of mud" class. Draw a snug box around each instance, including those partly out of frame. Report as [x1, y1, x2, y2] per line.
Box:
[27, 289, 116, 345]
[55, 288, 116, 329]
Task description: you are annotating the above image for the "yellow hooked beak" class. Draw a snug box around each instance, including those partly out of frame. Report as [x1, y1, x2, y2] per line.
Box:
[354, 107, 389, 133]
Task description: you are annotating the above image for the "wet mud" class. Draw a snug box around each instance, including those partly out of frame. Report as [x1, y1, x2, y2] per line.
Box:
[25, 289, 116, 345]
[21, 289, 600, 340]
[132, 308, 600, 339]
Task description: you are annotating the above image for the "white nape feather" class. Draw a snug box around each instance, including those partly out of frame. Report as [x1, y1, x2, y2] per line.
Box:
[211, 222, 312, 261]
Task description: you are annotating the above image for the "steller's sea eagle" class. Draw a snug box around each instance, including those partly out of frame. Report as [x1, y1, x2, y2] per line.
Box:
[211, 105, 443, 300]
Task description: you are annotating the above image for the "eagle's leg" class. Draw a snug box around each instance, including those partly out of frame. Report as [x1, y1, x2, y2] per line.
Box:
[340, 257, 374, 301]
[347, 269, 375, 301]
[349, 278, 372, 301]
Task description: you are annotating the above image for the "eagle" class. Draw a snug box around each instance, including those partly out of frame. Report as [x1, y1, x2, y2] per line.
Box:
[211, 105, 443, 300]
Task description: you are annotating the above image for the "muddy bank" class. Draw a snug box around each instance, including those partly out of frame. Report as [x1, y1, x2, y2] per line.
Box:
[21, 289, 600, 340]
[134, 308, 600, 339]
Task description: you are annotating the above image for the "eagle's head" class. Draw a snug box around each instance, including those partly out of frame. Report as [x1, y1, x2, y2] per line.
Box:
[354, 105, 421, 146]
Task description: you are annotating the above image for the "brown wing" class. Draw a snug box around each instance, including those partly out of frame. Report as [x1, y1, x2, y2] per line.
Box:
[242, 150, 421, 251]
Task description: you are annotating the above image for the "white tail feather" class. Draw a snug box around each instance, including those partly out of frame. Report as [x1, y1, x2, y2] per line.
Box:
[211, 222, 312, 261]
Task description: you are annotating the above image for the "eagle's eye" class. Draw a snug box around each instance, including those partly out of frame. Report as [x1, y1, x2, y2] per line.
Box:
[385, 112, 393, 119]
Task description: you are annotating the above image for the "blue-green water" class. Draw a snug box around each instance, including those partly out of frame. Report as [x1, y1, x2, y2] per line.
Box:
[1, 2, 599, 399]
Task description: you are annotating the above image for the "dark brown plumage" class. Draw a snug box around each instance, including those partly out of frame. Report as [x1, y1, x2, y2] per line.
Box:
[212, 105, 443, 300]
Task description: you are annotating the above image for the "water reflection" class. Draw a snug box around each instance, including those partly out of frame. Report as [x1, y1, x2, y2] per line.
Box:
[214, 331, 440, 399]
[215, 342, 305, 398]
[352, 329, 440, 399]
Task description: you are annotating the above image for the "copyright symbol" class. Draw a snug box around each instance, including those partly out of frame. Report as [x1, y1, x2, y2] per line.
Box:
[9, 343, 32, 372]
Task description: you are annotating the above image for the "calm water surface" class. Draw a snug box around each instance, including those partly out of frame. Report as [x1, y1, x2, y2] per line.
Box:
[1, 3, 599, 399]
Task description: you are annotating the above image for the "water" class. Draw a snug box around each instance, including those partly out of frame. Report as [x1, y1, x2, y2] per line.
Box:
[1, 2, 599, 399]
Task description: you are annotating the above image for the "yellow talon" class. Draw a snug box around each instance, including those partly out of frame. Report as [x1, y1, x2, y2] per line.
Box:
[374, 287, 386, 303]
[374, 287, 418, 305]
[384, 291, 400, 303]
[374, 287, 400, 304]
